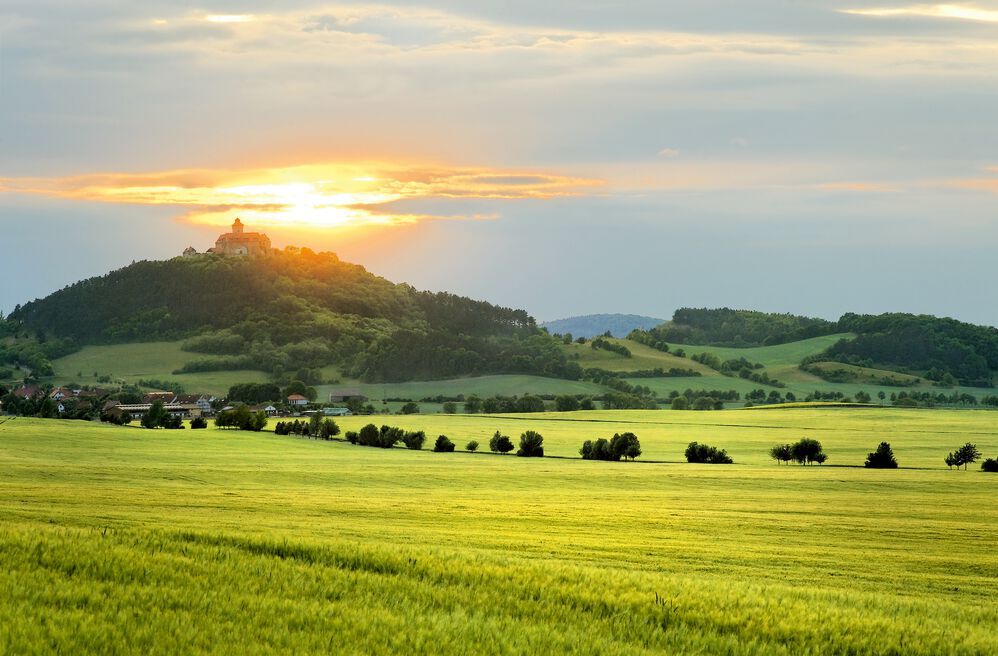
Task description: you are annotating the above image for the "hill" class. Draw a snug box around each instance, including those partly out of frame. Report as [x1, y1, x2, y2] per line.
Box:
[632, 308, 998, 387]
[3, 250, 579, 383]
[540, 313, 664, 339]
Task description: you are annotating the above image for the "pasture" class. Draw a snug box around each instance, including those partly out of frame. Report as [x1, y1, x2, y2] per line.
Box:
[1, 409, 996, 654]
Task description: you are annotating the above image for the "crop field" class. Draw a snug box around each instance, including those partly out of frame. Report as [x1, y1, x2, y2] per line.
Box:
[1, 411, 996, 654]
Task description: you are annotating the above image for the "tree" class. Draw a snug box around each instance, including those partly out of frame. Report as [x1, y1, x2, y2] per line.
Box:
[670, 396, 689, 410]
[190, 416, 208, 429]
[790, 438, 825, 465]
[464, 395, 483, 414]
[769, 444, 793, 465]
[283, 380, 317, 402]
[516, 395, 546, 413]
[878, 391, 887, 405]
[947, 442, 981, 470]
[399, 401, 420, 415]
[319, 418, 340, 439]
[141, 400, 170, 429]
[684, 441, 733, 464]
[401, 430, 426, 450]
[555, 395, 580, 412]
[358, 423, 380, 446]
[517, 431, 544, 457]
[982, 458, 998, 473]
[433, 435, 455, 452]
[465, 440, 479, 452]
[855, 391, 871, 404]
[865, 442, 898, 468]
[610, 432, 641, 461]
[579, 397, 596, 411]
[489, 431, 514, 454]
[442, 402, 457, 414]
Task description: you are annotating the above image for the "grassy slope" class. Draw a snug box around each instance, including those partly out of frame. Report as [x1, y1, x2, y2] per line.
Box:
[0, 414, 996, 654]
[316, 375, 607, 403]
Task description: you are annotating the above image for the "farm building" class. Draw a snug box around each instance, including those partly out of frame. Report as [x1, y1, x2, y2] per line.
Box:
[328, 388, 367, 403]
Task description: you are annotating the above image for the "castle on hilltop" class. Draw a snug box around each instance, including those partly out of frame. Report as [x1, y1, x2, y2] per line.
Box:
[183, 218, 273, 258]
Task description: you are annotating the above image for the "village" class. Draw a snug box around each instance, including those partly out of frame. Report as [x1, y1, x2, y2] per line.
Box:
[0, 383, 368, 423]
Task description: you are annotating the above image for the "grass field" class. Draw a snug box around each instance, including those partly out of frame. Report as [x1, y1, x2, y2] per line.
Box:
[1, 411, 996, 654]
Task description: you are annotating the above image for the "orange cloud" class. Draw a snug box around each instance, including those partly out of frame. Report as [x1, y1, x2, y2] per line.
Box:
[0, 163, 603, 230]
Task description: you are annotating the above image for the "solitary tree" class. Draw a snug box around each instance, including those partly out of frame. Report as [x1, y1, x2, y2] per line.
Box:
[610, 432, 642, 461]
[465, 440, 479, 452]
[517, 431, 544, 457]
[463, 396, 483, 414]
[402, 430, 426, 450]
[399, 402, 420, 415]
[442, 402, 457, 414]
[864, 442, 898, 468]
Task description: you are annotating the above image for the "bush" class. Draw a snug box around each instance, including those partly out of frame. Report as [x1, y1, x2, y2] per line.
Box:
[357, 423, 380, 446]
[581, 433, 641, 461]
[401, 430, 426, 450]
[517, 431, 544, 457]
[555, 395, 580, 412]
[190, 416, 208, 429]
[982, 458, 998, 473]
[345, 430, 359, 444]
[864, 442, 898, 468]
[684, 441, 733, 464]
[433, 435, 455, 452]
[442, 402, 457, 414]
[670, 396, 689, 410]
[465, 440, 479, 452]
[399, 401, 420, 415]
[691, 396, 722, 411]
[489, 431, 514, 454]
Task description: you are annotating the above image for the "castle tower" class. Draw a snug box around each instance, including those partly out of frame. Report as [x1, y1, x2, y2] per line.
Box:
[232, 218, 244, 234]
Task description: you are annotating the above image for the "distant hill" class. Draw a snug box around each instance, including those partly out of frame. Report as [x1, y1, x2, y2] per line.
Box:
[540, 314, 665, 339]
[630, 308, 998, 387]
[3, 250, 579, 383]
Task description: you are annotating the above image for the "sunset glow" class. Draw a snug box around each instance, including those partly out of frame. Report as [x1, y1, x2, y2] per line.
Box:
[1, 164, 603, 230]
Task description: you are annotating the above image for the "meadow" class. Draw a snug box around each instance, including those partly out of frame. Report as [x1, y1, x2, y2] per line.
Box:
[1, 409, 996, 654]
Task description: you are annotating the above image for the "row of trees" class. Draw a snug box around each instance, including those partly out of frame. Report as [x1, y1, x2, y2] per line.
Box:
[274, 417, 340, 439]
[769, 438, 828, 465]
[580, 433, 641, 461]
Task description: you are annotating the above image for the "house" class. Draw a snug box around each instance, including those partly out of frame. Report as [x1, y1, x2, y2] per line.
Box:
[106, 402, 202, 421]
[49, 387, 75, 401]
[328, 388, 367, 403]
[251, 404, 279, 416]
[12, 385, 43, 400]
[287, 394, 309, 407]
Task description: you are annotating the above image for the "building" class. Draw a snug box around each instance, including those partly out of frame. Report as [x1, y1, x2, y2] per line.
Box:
[183, 246, 199, 257]
[212, 219, 272, 257]
[105, 402, 202, 421]
[323, 407, 352, 417]
[287, 394, 309, 407]
[328, 388, 367, 403]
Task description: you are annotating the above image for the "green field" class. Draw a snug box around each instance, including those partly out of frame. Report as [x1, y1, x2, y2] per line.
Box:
[1, 410, 996, 654]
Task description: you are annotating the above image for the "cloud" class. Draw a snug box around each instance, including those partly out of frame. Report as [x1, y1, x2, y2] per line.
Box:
[730, 137, 749, 148]
[0, 163, 603, 229]
[657, 148, 682, 158]
[842, 4, 998, 23]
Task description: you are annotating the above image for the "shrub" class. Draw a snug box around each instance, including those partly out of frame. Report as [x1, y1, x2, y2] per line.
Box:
[399, 401, 420, 415]
[190, 416, 208, 429]
[555, 395, 580, 412]
[345, 430, 359, 444]
[670, 396, 689, 410]
[433, 435, 455, 452]
[489, 431, 514, 454]
[357, 424, 380, 446]
[691, 396, 722, 411]
[466, 440, 479, 452]
[684, 441, 733, 464]
[517, 431, 544, 457]
[864, 442, 898, 468]
[442, 402, 457, 414]
[982, 458, 998, 473]
[319, 419, 340, 440]
[401, 430, 426, 450]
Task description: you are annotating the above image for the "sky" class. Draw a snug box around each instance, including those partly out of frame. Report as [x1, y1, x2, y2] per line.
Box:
[2, 1, 998, 325]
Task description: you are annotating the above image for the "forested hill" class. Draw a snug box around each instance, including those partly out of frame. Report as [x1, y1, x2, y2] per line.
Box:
[540, 314, 665, 339]
[6, 250, 578, 382]
[631, 308, 839, 347]
[630, 308, 998, 387]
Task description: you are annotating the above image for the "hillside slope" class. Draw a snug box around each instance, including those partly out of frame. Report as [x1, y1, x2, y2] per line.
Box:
[5, 250, 577, 383]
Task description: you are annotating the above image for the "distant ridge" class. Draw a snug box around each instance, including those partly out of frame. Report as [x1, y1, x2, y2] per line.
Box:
[540, 314, 665, 339]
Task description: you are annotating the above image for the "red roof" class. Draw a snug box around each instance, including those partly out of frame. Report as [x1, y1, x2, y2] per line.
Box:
[287, 394, 308, 401]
